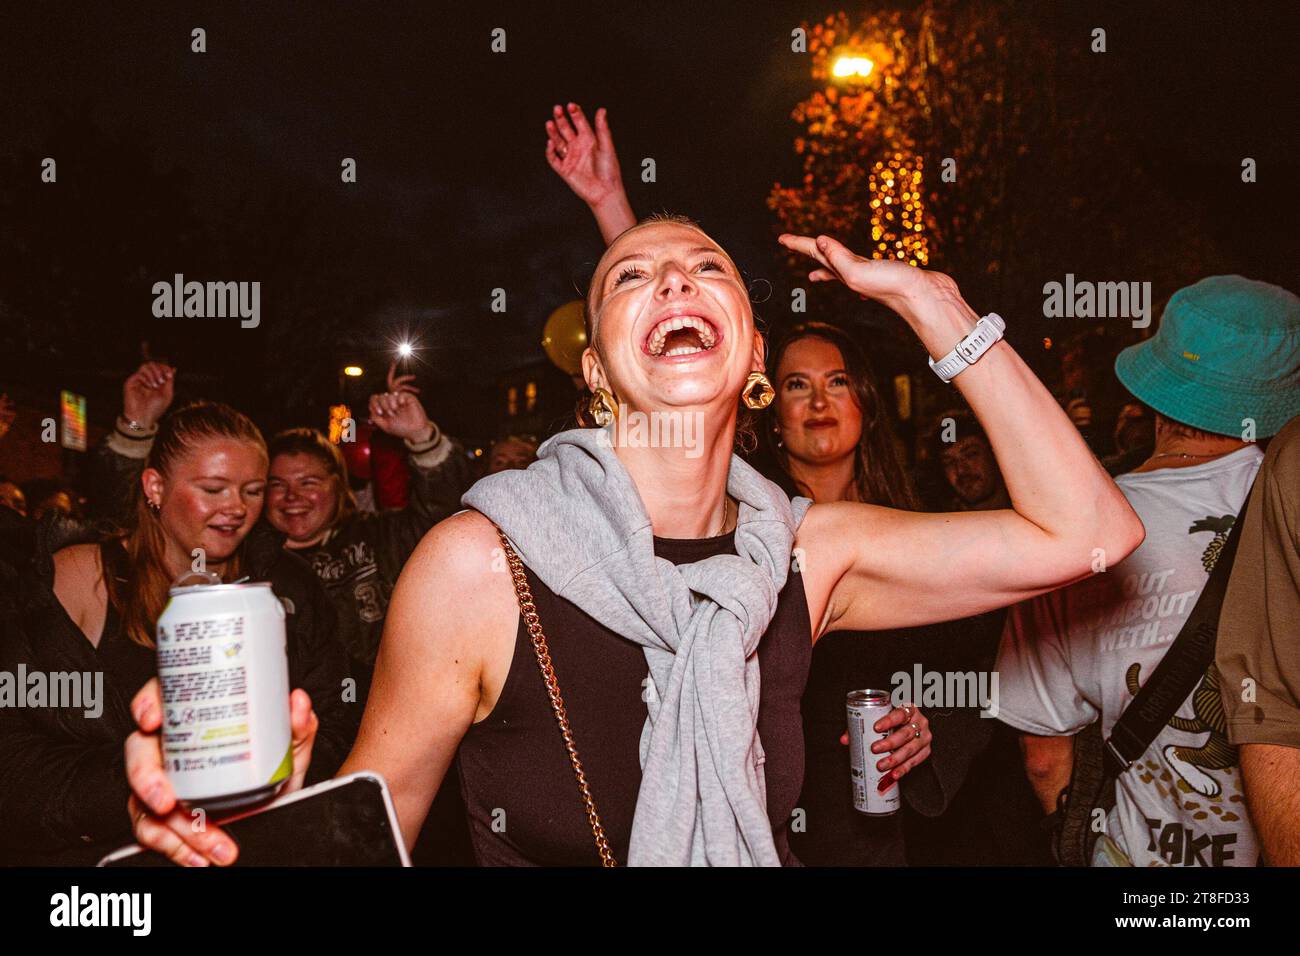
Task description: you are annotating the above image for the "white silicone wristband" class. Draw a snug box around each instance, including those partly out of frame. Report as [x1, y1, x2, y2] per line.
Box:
[928, 313, 1005, 383]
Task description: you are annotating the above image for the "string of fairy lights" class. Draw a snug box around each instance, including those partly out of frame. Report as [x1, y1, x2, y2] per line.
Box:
[869, 153, 930, 267]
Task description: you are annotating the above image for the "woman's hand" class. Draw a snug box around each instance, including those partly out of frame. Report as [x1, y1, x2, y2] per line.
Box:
[840, 703, 933, 788]
[872, 703, 932, 784]
[385, 358, 421, 397]
[124, 678, 319, 866]
[369, 389, 434, 444]
[778, 233, 961, 321]
[122, 362, 176, 429]
[545, 103, 636, 245]
[545, 103, 624, 207]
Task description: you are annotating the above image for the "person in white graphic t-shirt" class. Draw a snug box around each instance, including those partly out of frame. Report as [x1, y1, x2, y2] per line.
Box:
[995, 275, 1300, 866]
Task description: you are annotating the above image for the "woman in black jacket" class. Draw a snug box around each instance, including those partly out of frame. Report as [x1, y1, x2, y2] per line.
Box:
[0, 401, 356, 865]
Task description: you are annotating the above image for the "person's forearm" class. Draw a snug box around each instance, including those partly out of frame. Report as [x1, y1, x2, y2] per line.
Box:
[91, 428, 150, 523]
[407, 436, 473, 513]
[1019, 732, 1074, 815]
[376, 435, 472, 570]
[590, 192, 636, 246]
[1240, 743, 1300, 865]
[904, 289, 1142, 563]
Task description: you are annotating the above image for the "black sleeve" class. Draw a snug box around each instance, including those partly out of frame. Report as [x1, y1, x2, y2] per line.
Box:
[900, 610, 1005, 818]
[278, 556, 361, 783]
[86, 435, 148, 526]
[0, 721, 132, 855]
[902, 706, 995, 817]
[0, 613, 133, 855]
[371, 436, 477, 583]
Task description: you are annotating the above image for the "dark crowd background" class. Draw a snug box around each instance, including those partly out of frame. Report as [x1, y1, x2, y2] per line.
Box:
[0, 1, 1297, 868]
[1, 0, 1297, 492]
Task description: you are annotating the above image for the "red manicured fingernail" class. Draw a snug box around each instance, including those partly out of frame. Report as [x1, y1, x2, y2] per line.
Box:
[878, 771, 898, 793]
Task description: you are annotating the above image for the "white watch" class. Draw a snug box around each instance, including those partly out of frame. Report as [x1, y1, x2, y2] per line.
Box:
[928, 313, 1006, 383]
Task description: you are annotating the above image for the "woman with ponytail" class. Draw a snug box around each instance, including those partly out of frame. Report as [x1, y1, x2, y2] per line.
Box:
[0, 401, 356, 865]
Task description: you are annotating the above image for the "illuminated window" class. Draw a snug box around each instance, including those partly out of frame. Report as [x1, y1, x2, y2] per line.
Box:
[525, 381, 537, 412]
[60, 390, 87, 451]
[328, 404, 352, 444]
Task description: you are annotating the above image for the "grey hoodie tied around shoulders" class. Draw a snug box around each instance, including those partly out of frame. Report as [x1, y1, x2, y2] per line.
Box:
[463, 426, 811, 866]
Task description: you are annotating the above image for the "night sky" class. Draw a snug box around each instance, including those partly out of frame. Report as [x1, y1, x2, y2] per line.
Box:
[2, 0, 1297, 447]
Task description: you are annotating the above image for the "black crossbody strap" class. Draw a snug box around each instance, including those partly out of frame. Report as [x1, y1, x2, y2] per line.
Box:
[1103, 480, 1255, 776]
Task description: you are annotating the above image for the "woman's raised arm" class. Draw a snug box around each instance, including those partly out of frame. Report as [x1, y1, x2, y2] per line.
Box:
[782, 234, 1145, 636]
[545, 102, 636, 245]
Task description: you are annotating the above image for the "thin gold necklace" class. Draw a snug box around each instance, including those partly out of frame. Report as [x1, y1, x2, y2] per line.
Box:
[714, 496, 731, 536]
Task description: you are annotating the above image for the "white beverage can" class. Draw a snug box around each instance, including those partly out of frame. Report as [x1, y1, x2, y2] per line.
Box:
[156, 581, 292, 811]
[847, 688, 900, 816]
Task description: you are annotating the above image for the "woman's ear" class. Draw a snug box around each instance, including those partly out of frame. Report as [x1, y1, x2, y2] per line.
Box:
[751, 328, 767, 374]
[581, 346, 606, 393]
[141, 468, 164, 508]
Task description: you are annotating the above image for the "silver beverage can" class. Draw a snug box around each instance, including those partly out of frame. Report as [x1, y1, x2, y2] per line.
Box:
[847, 689, 900, 816]
[156, 581, 292, 811]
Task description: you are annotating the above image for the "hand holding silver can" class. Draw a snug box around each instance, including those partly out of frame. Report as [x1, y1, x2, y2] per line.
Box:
[848, 690, 901, 815]
[845, 692, 935, 814]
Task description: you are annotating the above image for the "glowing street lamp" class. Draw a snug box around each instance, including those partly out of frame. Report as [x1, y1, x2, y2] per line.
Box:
[831, 54, 874, 81]
[396, 342, 413, 358]
[343, 365, 364, 377]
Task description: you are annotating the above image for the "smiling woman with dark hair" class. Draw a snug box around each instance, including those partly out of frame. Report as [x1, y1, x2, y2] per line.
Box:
[764, 322, 920, 510]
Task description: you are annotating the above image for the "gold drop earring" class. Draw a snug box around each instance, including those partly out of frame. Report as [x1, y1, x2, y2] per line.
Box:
[589, 387, 618, 427]
[741, 371, 774, 410]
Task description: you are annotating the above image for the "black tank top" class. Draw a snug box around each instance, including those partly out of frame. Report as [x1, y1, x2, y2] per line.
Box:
[457, 530, 812, 866]
[790, 628, 908, 866]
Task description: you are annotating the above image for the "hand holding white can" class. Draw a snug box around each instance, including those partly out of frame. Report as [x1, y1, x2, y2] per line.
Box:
[124, 678, 319, 866]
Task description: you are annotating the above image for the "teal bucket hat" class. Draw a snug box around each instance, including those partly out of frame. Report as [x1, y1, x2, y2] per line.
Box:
[1115, 275, 1300, 438]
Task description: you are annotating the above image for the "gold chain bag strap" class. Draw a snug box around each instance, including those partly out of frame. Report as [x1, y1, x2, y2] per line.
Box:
[494, 525, 618, 867]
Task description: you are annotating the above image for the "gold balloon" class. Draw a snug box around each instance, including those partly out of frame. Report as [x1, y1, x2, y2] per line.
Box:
[541, 300, 588, 375]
